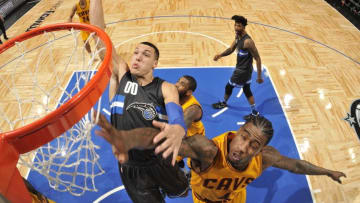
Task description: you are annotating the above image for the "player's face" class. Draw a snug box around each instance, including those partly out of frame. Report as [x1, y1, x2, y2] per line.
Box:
[234, 22, 245, 35]
[130, 44, 158, 76]
[228, 123, 267, 165]
[175, 77, 190, 99]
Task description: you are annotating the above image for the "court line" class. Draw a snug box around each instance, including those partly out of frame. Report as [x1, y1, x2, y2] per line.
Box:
[2, 15, 359, 70]
[211, 107, 228, 118]
[108, 15, 360, 66]
[93, 185, 125, 203]
[236, 88, 243, 98]
[114, 30, 229, 48]
[17, 15, 329, 201]
[266, 64, 316, 203]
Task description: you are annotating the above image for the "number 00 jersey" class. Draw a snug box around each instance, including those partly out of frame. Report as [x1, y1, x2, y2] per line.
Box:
[191, 131, 263, 203]
[110, 71, 168, 162]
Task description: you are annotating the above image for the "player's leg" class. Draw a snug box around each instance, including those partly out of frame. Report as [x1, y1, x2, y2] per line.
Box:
[212, 82, 235, 109]
[119, 162, 165, 203]
[243, 82, 259, 115]
[81, 31, 92, 55]
[0, 21, 8, 40]
[153, 157, 189, 199]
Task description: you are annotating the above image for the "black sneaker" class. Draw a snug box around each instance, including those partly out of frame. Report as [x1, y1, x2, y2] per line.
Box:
[0, 40, 2, 44]
[251, 109, 259, 116]
[212, 101, 227, 109]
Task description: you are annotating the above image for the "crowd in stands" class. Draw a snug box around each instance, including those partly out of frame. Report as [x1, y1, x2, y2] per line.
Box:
[341, 0, 360, 16]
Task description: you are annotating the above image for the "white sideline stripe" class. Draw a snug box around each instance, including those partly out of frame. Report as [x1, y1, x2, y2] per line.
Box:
[110, 101, 124, 109]
[211, 107, 228, 118]
[265, 64, 316, 203]
[93, 185, 125, 203]
[236, 89, 243, 98]
[237, 122, 245, 125]
[102, 108, 111, 116]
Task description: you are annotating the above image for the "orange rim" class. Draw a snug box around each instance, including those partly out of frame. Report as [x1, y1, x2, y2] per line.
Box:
[0, 23, 112, 154]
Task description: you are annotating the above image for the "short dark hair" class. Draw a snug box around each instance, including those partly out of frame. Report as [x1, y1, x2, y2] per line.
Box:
[140, 41, 160, 60]
[244, 114, 273, 145]
[183, 75, 197, 92]
[231, 15, 247, 27]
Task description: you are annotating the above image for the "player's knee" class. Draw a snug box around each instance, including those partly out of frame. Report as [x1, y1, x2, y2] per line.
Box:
[225, 83, 234, 95]
[243, 84, 253, 98]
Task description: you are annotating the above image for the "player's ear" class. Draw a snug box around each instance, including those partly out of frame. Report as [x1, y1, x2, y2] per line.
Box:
[153, 59, 158, 69]
[186, 90, 192, 96]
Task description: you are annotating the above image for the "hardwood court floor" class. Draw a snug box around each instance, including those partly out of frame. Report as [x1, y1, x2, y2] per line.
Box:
[1, 0, 359, 202]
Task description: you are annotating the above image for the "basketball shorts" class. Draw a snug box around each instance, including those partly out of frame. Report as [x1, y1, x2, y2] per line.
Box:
[118, 156, 189, 203]
[229, 69, 252, 87]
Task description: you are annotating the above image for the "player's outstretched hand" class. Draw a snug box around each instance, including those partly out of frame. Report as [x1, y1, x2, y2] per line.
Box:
[213, 54, 222, 61]
[153, 120, 185, 166]
[328, 171, 346, 184]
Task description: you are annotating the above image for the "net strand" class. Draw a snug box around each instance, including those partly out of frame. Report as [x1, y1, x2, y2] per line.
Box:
[0, 27, 108, 196]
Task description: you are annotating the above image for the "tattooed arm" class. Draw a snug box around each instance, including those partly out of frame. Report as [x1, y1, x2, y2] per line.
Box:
[261, 146, 346, 183]
[96, 113, 217, 171]
[178, 134, 218, 172]
[184, 104, 202, 129]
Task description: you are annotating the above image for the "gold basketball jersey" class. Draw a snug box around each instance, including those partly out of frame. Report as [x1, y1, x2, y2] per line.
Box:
[182, 95, 205, 137]
[177, 95, 205, 164]
[191, 131, 262, 203]
[76, 0, 90, 23]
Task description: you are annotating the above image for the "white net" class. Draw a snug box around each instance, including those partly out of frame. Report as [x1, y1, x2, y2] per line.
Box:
[0, 26, 107, 196]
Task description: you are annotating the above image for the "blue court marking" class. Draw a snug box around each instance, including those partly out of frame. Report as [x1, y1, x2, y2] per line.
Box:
[27, 67, 312, 203]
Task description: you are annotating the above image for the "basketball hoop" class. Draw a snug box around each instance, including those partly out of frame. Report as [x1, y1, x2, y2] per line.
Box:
[0, 23, 112, 201]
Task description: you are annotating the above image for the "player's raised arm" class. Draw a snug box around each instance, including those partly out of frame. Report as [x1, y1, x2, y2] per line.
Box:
[261, 146, 346, 184]
[153, 82, 187, 165]
[89, 0, 128, 100]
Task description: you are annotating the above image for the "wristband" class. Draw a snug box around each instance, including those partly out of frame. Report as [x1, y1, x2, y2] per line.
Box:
[165, 102, 187, 133]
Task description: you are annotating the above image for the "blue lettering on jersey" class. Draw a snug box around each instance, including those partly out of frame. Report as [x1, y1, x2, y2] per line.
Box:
[238, 50, 248, 56]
